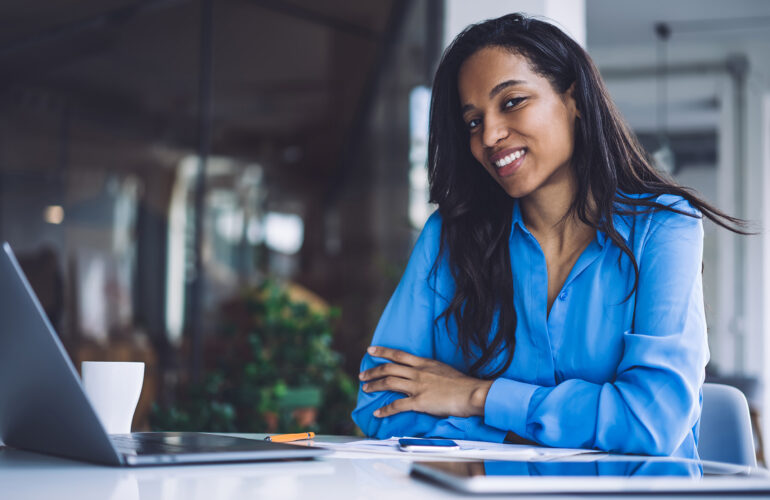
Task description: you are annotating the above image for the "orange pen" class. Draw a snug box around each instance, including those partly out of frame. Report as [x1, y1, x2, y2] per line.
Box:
[264, 432, 316, 443]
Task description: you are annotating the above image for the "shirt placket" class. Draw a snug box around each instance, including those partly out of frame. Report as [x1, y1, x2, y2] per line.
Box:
[546, 239, 604, 377]
[523, 231, 556, 387]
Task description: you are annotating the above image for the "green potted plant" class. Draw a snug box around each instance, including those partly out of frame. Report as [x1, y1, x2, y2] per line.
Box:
[151, 281, 357, 434]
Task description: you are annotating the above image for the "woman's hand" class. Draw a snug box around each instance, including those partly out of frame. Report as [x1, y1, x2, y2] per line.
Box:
[359, 346, 493, 419]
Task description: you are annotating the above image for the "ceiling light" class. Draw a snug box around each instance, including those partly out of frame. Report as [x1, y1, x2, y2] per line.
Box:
[44, 205, 64, 224]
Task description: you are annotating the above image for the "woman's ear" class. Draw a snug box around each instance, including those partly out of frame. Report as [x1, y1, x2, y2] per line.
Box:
[566, 82, 581, 119]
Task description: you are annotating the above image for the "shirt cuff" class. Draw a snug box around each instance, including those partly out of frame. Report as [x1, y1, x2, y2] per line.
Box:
[429, 416, 508, 443]
[483, 378, 539, 438]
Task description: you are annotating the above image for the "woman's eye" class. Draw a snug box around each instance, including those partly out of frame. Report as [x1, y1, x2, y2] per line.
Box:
[503, 97, 525, 109]
[467, 118, 481, 130]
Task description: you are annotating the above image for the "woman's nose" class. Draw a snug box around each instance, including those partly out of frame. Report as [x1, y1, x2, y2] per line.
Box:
[482, 117, 508, 147]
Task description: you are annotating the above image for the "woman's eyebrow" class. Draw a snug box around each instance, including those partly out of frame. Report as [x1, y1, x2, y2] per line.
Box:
[489, 79, 526, 99]
[461, 79, 527, 114]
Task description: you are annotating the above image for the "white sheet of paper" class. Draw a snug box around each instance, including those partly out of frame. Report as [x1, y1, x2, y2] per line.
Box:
[321, 437, 603, 460]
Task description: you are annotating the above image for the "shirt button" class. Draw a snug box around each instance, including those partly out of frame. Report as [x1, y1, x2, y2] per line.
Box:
[559, 291, 568, 300]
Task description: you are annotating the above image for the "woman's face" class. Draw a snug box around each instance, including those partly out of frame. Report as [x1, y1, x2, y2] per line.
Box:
[457, 46, 579, 199]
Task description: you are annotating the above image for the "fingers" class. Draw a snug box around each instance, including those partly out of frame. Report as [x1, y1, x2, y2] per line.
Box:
[366, 346, 426, 367]
[374, 397, 412, 418]
[362, 376, 415, 396]
[359, 361, 415, 382]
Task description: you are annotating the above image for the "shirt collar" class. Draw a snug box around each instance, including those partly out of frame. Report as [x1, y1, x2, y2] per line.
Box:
[512, 197, 633, 248]
[511, 198, 531, 236]
[596, 203, 634, 248]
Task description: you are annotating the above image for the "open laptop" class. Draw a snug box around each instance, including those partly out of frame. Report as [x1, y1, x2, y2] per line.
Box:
[0, 242, 330, 466]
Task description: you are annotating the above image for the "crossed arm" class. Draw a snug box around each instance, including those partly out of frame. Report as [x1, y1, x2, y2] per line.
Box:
[359, 345, 493, 419]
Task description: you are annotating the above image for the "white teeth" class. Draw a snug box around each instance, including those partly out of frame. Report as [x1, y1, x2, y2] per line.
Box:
[494, 149, 525, 168]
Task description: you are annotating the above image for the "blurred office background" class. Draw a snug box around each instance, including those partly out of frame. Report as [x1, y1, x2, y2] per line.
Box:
[1, 0, 769, 455]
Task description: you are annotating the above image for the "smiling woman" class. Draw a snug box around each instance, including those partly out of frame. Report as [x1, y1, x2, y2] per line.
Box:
[459, 47, 579, 201]
[351, 13, 750, 458]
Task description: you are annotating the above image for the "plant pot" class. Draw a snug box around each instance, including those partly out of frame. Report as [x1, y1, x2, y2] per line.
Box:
[278, 386, 321, 428]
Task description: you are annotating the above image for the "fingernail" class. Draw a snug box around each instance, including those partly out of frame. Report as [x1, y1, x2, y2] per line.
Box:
[373, 409, 381, 417]
[362, 384, 369, 391]
[358, 372, 364, 380]
[367, 346, 376, 355]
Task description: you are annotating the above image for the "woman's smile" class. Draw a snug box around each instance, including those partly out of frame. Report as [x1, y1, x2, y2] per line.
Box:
[490, 147, 527, 177]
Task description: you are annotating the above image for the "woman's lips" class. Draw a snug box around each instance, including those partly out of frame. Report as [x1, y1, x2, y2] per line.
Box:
[492, 148, 526, 177]
[490, 147, 526, 166]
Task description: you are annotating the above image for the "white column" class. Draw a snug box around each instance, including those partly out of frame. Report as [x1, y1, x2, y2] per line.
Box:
[443, 0, 586, 49]
[744, 84, 765, 377]
[716, 74, 739, 373]
[738, 47, 770, 462]
[759, 92, 770, 464]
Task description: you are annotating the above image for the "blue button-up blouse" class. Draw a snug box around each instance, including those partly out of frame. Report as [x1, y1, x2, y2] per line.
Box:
[352, 193, 709, 458]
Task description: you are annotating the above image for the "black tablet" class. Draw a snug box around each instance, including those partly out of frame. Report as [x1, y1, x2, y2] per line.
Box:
[411, 457, 770, 495]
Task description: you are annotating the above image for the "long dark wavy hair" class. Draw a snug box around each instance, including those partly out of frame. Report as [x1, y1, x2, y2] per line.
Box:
[428, 13, 749, 379]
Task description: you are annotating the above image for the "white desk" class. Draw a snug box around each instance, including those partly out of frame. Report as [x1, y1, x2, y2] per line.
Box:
[0, 435, 761, 500]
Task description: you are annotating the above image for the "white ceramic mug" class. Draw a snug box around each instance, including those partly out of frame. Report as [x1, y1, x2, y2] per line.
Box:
[81, 361, 145, 435]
